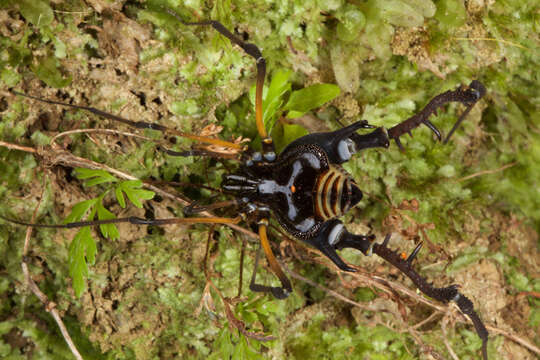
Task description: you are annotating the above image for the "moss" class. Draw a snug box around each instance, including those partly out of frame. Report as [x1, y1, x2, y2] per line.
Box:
[0, 0, 538, 359]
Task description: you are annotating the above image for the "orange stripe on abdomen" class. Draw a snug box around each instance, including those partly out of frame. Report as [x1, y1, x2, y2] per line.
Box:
[314, 167, 350, 220]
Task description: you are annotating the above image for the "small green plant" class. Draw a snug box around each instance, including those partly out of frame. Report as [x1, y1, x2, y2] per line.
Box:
[249, 69, 341, 151]
[65, 168, 154, 297]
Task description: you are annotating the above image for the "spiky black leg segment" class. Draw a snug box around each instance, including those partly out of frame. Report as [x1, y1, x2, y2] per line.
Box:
[372, 236, 488, 360]
[387, 80, 486, 147]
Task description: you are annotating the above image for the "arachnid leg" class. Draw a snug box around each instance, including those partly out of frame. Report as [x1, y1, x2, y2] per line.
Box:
[249, 245, 290, 300]
[326, 229, 489, 360]
[387, 80, 486, 149]
[11, 91, 245, 152]
[277, 81, 485, 164]
[249, 220, 292, 299]
[158, 147, 241, 160]
[0, 214, 245, 229]
[372, 236, 488, 360]
[166, 9, 275, 160]
[183, 199, 242, 216]
[304, 223, 488, 360]
[302, 219, 376, 271]
[281, 121, 390, 165]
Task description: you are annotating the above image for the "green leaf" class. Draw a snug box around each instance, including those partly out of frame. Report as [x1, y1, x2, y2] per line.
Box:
[74, 168, 118, 187]
[208, 329, 233, 360]
[125, 189, 147, 208]
[284, 83, 340, 117]
[266, 70, 292, 106]
[379, 0, 424, 27]
[96, 200, 119, 241]
[282, 124, 309, 146]
[63, 198, 98, 224]
[249, 69, 292, 133]
[264, 69, 292, 131]
[19, 0, 54, 27]
[130, 189, 155, 207]
[67, 204, 99, 298]
[232, 335, 259, 360]
[115, 186, 126, 208]
[446, 249, 484, 273]
[68, 225, 96, 298]
[434, 0, 466, 30]
[286, 110, 304, 119]
[115, 180, 155, 209]
[336, 5, 366, 42]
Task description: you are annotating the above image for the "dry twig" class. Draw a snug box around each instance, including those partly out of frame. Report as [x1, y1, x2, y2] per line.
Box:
[441, 315, 460, 360]
[50, 128, 153, 144]
[457, 161, 517, 182]
[21, 190, 84, 360]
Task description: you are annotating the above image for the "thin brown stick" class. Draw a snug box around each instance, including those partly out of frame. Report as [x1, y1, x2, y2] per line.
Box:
[441, 315, 460, 360]
[457, 161, 517, 182]
[282, 263, 375, 312]
[407, 327, 445, 360]
[50, 128, 153, 144]
[21, 191, 84, 360]
[237, 238, 246, 298]
[485, 325, 540, 355]
[411, 311, 440, 330]
[0, 140, 37, 153]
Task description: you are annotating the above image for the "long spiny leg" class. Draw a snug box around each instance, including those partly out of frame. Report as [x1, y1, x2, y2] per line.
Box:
[166, 9, 275, 159]
[249, 220, 292, 299]
[11, 91, 245, 153]
[328, 227, 488, 359]
[387, 80, 486, 149]
[0, 213, 243, 229]
[372, 235, 489, 360]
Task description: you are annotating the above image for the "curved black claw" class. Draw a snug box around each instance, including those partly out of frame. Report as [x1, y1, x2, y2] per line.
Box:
[319, 242, 358, 272]
[422, 120, 441, 141]
[372, 236, 488, 360]
[406, 242, 423, 264]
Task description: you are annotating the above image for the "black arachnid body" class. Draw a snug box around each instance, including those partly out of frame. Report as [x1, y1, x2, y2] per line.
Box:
[2, 8, 491, 360]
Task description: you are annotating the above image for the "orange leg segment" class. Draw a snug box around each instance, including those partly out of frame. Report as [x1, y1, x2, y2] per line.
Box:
[166, 9, 272, 146]
[249, 222, 292, 299]
[12, 91, 244, 151]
